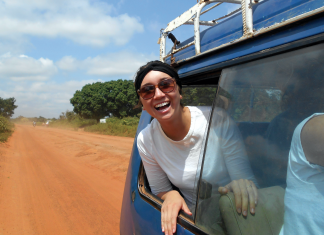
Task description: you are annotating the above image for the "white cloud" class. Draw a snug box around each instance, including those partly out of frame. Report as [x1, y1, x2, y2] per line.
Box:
[0, 0, 144, 47]
[0, 54, 57, 81]
[57, 51, 157, 77]
[56, 56, 78, 71]
[2, 79, 102, 118]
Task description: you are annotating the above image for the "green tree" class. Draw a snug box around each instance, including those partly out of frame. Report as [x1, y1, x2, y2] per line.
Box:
[181, 87, 218, 106]
[70, 80, 140, 122]
[70, 82, 109, 123]
[104, 79, 140, 118]
[65, 110, 78, 122]
[0, 97, 18, 118]
[37, 116, 47, 123]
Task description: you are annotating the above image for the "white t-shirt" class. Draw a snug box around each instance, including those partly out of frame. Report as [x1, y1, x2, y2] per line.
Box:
[280, 113, 324, 235]
[137, 106, 255, 208]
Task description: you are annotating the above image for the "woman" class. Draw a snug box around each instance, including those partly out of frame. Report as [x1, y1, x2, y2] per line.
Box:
[135, 61, 257, 235]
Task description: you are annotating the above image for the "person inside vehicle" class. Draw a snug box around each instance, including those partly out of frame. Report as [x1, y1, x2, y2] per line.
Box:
[280, 113, 324, 235]
[264, 58, 324, 187]
[134, 60, 258, 235]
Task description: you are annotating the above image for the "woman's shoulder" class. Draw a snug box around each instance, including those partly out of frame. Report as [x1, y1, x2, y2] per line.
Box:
[138, 119, 159, 142]
[187, 106, 211, 117]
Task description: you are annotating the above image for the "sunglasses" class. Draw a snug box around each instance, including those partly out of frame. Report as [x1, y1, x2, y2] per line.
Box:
[137, 78, 176, 100]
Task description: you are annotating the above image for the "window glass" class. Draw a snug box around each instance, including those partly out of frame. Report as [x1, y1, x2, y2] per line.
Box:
[181, 86, 218, 107]
[194, 43, 324, 234]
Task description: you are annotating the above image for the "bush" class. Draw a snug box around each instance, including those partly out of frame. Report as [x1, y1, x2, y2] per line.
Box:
[84, 116, 140, 137]
[0, 116, 14, 142]
[50, 117, 96, 130]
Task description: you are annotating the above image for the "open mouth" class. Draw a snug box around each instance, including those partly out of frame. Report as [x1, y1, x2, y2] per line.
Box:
[154, 102, 170, 111]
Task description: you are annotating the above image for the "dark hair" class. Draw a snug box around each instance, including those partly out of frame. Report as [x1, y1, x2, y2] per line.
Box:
[134, 60, 182, 100]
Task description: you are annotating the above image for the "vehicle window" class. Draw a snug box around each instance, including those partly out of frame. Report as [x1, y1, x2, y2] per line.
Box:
[194, 43, 324, 235]
[181, 86, 218, 107]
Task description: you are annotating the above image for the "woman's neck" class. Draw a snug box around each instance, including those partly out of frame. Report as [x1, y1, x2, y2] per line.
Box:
[159, 106, 191, 141]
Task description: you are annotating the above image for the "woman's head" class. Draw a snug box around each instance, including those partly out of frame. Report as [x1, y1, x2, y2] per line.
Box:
[134, 61, 183, 121]
[134, 60, 182, 99]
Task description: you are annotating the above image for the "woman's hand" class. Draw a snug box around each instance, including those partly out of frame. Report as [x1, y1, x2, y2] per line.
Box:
[218, 179, 258, 216]
[157, 190, 192, 235]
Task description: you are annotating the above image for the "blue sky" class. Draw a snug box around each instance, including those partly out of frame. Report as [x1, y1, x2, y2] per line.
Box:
[0, 0, 238, 118]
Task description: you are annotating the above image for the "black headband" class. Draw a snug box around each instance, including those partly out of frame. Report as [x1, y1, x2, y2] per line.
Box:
[134, 61, 181, 98]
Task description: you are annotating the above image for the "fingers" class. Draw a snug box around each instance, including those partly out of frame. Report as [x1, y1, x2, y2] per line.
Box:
[221, 179, 258, 216]
[161, 205, 173, 235]
[161, 207, 165, 233]
[218, 184, 231, 195]
[251, 181, 258, 205]
[229, 180, 243, 214]
[238, 179, 249, 216]
[162, 205, 176, 235]
[245, 180, 255, 214]
[181, 202, 192, 216]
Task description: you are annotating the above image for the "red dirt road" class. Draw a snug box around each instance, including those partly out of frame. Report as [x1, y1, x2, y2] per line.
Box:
[0, 125, 133, 235]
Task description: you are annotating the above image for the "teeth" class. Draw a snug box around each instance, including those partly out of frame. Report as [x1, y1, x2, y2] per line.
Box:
[155, 102, 169, 108]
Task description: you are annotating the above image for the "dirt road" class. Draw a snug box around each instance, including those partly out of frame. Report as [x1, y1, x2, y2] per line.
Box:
[0, 125, 134, 235]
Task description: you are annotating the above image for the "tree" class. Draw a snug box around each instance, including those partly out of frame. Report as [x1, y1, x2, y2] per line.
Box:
[37, 116, 47, 123]
[70, 82, 109, 123]
[104, 79, 141, 118]
[0, 97, 18, 118]
[65, 110, 78, 122]
[70, 80, 141, 122]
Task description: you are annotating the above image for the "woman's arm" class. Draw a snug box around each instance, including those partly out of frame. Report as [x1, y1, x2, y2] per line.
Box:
[301, 115, 324, 167]
[216, 111, 258, 216]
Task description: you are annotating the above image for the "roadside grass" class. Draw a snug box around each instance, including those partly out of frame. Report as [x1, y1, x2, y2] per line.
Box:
[0, 116, 15, 142]
[84, 117, 139, 137]
[11, 115, 140, 138]
[49, 118, 97, 130]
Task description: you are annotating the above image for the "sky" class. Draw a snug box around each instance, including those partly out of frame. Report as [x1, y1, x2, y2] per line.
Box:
[0, 0, 238, 119]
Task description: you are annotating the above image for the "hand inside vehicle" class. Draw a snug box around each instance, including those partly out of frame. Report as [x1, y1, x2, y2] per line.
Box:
[218, 179, 258, 216]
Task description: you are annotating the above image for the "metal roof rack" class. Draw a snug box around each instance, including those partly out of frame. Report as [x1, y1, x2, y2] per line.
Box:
[159, 0, 260, 63]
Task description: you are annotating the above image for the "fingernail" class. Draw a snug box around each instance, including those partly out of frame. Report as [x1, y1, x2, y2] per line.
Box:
[162, 227, 164, 232]
[222, 188, 227, 193]
[237, 208, 241, 214]
[243, 210, 247, 216]
[251, 208, 255, 213]
[255, 200, 257, 205]
[173, 228, 175, 233]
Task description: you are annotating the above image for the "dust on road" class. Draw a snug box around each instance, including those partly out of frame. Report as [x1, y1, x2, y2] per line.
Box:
[0, 124, 134, 235]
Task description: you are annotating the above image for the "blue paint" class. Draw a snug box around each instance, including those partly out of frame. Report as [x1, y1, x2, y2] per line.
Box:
[165, 0, 324, 68]
[177, 15, 324, 75]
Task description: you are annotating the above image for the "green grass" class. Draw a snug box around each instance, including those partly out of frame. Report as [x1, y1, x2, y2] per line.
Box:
[84, 117, 139, 137]
[49, 118, 97, 130]
[0, 116, 14, 142]
[11, 115, 140, 138]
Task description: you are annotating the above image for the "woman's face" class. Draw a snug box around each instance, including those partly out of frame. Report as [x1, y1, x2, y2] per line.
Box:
[140, 70, 182, 123]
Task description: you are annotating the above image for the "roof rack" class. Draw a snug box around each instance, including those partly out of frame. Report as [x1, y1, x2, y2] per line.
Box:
[159, 0, 260, 63]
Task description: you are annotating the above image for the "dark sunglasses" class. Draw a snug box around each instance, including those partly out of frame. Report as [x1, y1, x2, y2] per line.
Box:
[137, 78, 176, 100]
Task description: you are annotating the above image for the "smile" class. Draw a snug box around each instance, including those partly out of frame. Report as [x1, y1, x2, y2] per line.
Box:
[154, 102, 170, 111]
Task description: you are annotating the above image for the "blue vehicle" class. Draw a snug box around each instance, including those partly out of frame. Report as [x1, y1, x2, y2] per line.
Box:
[120, 0, 324, 234]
